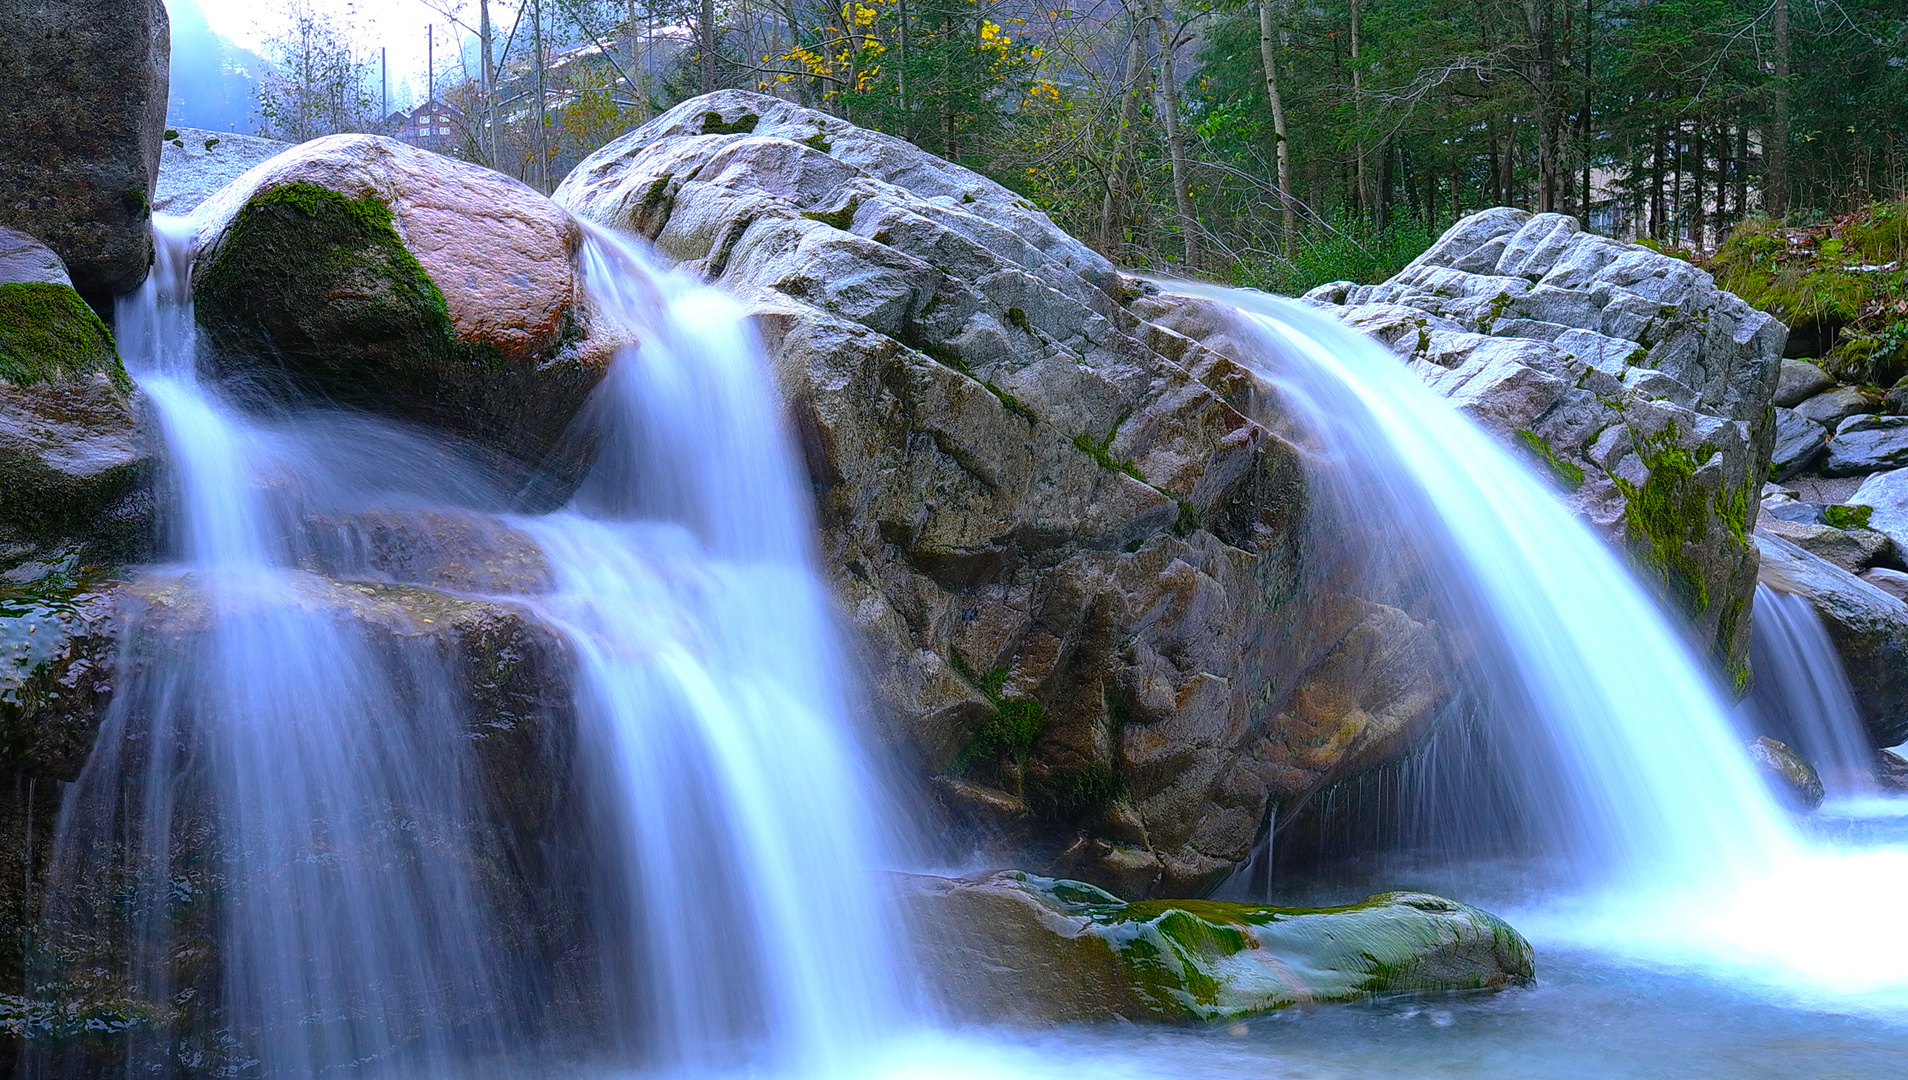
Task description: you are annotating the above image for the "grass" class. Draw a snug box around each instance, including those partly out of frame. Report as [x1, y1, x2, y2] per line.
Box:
[1235, 212, 1442, 297]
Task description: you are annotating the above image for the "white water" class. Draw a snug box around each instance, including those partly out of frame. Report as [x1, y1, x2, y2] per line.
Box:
[1747, 583, 1876, 796]
[1155, 285, 1908, 1014]
[520, 227, 907, 1072]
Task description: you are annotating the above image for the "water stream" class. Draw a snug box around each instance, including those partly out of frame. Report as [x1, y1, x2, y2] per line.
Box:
[34, 221, 1908, 1080]
[1747, 583, 1877, 797]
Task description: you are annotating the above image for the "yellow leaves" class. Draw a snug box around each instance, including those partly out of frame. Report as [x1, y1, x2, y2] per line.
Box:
[1028, 78, 1061, 103]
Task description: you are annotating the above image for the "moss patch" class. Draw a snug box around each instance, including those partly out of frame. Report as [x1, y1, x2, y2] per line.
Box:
[1610, 423, 1721, 615]
[1514, 428, 1586, 491]
[0, 283, 127, 391]
[951, 659, 1046, 775]
[1824, 503, 1874, 530]
[701, 111, 760, 135]
[1073, 415, 1146, 483]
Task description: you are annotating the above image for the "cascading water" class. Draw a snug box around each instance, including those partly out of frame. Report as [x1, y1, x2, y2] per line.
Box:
[1746, 583, 1876, 797]
[519, 226, 907, 1071]
[1156, 283, 1908, 1008]
[37, 213, 909, 1079]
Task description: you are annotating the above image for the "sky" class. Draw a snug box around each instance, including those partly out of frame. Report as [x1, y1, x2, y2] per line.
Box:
[184, 0, 519, 103]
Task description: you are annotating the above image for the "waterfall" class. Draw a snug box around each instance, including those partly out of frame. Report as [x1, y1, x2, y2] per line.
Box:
[519, 227, 907, 1070]
[38, 214, 906, 1078]
[1746, 584, 1876, 798]
[1162, 285, 1908, 1004]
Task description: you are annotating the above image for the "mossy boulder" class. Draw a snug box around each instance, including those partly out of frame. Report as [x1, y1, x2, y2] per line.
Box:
[902, 870, 1533, 1023]
[189, 136, 618, 493]
[0, 280, 150, 574]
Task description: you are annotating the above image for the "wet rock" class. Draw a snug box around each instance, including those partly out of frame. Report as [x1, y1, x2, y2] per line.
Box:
[0, 0, 170, 301]
[1747, 735, 1825, 810]
[1307, 211, 1782, 685]
[1861, 567, 1908, 603]
[900, 870, 1534, 1023]
[1885, 378, 1908, 417]
[1775, 358, 1835, 408]
[0, 574, 120, 783]
[190, 135, 616, 489]
[301, 510, 553, 594]
[0, 279, 152, 572]
[557, 91, 1414, 897]
[153, 127, 292, 214]
[1824, 415, 1908, 477]
[1770, 407, 1827, 479]
[1879, 744, 1908, 792]
[1756, 530, 1908, 746]
[1792, 385, 1877, 428]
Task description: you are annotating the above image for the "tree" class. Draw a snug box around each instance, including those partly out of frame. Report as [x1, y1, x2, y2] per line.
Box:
[254, 2, 377, 141]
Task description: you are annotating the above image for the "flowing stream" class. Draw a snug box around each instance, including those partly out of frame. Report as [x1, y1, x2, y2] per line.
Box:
[35, 220, 1908, 1080]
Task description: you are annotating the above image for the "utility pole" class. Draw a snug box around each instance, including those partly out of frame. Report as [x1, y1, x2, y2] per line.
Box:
[427, 28, 434, 106]
[534, 0, 548, 190]
[480, 0, 499, 166]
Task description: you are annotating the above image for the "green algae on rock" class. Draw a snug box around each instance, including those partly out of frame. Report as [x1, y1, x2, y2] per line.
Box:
[0, 282, 128, 390]
[903, 870, 1533, 1024]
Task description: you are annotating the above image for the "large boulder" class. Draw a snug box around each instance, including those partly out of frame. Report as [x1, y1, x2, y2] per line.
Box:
[901, 870, 1533, 1023]
[189, 136, 618, 489]
[1304, 211, 1786, 687]
[556, 91, 1444, 897]
[0, 0, 170, 302]
[1756, 529, 1908, 747]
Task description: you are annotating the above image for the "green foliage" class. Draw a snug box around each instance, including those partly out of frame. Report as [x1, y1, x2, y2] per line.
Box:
[1073, 421, 1145, 483]
[0, 284, 127, 391]
[1234, 213, 1440, 297]
[1824, 503, 1875, 530]
[950, 658, 1047, 774]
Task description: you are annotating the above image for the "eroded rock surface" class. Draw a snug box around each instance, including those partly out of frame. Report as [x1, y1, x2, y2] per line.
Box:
[556, 90, 1443, 897]
[189, 135, 617, 486]
[0, 0, 170, 300]
[1304, 210, 1785, 685]
[901, 870, 1533, 1023]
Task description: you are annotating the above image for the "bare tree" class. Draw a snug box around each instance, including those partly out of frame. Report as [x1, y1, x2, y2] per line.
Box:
[255, 1, 377, 141]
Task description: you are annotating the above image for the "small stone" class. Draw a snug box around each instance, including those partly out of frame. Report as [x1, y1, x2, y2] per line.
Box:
[1748, 735, 1825, 810]
[1774, 359, 1836, 408]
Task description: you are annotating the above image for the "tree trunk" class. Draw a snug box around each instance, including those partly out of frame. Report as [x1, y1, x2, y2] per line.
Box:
[1692, 127, 1706, 250]
[1099, 14, 1148, 260]
[699, 0, 718, 95]
[479, 0, 498, 166]
[1258, 0, 1294, 256]
[1767, 0, 1789, 216]
[1651, 124, 1666, 240]
[1150, 0, 1199, 266]
[1735, 121, 1750, 220]
[1350, 0, 1370, 215]
[1522, 0, 1560, 210]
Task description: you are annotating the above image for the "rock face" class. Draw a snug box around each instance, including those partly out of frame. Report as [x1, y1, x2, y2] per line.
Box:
[154, 127, 293, 214]
[0, 0, 170, 301]
[1303, 210, 1784, 685]
[556, 90, 1445, 897]
[901, 870, 1533, 1023]
[1756, 530, 1908, 747]
[189, 135, 616, 487]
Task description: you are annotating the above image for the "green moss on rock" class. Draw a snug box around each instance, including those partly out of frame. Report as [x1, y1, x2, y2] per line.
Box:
[1514, 428, 1585, 491]
[0, 283, 128, 391]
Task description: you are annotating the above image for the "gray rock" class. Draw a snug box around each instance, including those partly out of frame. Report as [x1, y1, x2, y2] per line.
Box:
[1771, 407, 1828, 479]
[1310, 207, 1783, 680]
[1775, 358, 1835, 408]
[0, 228, 73, 287]
[556, 90, 1431, 898]
[1824, 414, 1908, 477]
[1760, 495, 1826, 525]
[154, 127, 293, 214]
[1756, 516, 1889, 573]
[1793, 385, 1878, 428]
[1852, 468, 1908, 555]
[1860, 567, 1908, 603]
[0, 0, 170, 299]
[1757, 530, 1908, 746]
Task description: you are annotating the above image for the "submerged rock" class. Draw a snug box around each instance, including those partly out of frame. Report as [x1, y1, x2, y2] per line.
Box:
[1747, 735, 1825, 810]
[190, 136, 616, 489]
[556, 90, 1433, 896]
[1304, 209, 1783, 687]
[902, 870, 1533, 1023]
[0, 0, 170, 301]
[1756, 530, 1908, 747]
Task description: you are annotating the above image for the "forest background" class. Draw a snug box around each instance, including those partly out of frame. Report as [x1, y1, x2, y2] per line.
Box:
[182, 0, 1908, 297]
